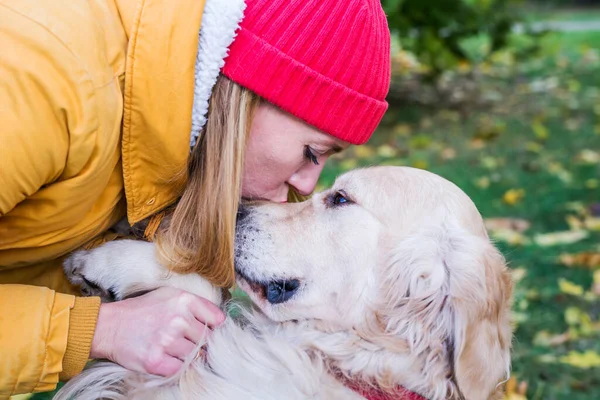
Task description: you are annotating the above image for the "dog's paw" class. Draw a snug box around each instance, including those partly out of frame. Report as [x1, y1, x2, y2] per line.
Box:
[63, 240, 221, 304]
[64, 250, 119, 301]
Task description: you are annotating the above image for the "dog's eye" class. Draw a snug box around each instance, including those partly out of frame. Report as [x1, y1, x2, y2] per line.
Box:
[332, 191, 351, 206]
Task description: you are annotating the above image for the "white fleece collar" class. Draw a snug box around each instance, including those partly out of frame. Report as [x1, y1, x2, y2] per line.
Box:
[190, 0, 246, 147]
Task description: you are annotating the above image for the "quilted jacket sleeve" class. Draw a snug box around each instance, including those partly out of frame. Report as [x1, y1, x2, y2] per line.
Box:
[0, 285, 100, 396]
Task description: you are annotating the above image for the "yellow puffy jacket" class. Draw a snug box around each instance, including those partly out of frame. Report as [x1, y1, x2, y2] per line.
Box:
[0, 0, 207, 395]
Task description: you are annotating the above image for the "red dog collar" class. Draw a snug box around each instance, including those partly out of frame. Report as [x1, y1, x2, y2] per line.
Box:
[347, 381, 427, 400]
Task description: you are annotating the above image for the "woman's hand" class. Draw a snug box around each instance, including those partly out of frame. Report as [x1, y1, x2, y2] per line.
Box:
[90, 286, 225, 376]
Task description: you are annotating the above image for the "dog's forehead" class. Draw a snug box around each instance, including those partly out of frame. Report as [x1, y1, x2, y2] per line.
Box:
[332, 167, 485, 230]
[334, 166, 446, 194]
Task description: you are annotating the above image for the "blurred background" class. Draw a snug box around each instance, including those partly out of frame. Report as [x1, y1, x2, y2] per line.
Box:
[320, 0, 600, 398]
[23, 0, 600, 399]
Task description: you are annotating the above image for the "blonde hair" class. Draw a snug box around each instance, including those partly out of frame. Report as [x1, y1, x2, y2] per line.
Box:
[157, 75, 260, 288]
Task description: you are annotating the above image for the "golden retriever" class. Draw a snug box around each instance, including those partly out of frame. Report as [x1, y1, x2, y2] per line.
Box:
[56, 166, 513, 400]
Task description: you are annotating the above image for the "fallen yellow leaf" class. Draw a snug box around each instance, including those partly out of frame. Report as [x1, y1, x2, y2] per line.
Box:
[503, 189, 525, 206]
[558, 278, 584, 297]
[585, 179, 599, 189]
[560, 350, 600, 369]
[559, 252, 600, 269]
[584, 217, 600, 231]
[504, 376, 528, 400]
[564, 307, 592, 328]
[565, 201, 587, 214]
[538, 353, 558, 364]
[393, 123, 412, 136]
[511, 268, 527, 283]
[534, 230, 588, 247]
[532, 121, 549, 140]
[481, 156, 501, 169]
[339, 158, 358, 170]
[377, 145, 396, 158]
[353, 145, 375, 159]
[411, 159, 429, 170]
[485, 218, 531, 233]
[470, 138, 487, 149]
[593, 270, 600, 296]
[484, 218, 532, 245]
[566, 214, 600, 231]
[440, 147, 457, 160]
[578, 149, 600, 164]
[533, 330, 571, 347]
[475, 176, 490, 189]
[548, 162, 572, 184]
[409, 135, 432, 149]
[566, 215, 584, 230]
[525, 141, 542, 153]
[458, 60, 471, 72]
[474, 117, 505, 141]
[392, 50, 420, 72]
[488, 229, 531, 246]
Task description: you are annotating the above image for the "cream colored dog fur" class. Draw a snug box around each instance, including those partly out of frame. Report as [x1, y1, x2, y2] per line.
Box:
[56, 166, 513, 400]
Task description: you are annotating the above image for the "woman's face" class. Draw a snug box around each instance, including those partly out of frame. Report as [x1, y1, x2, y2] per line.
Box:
[242, 102, 350, 202]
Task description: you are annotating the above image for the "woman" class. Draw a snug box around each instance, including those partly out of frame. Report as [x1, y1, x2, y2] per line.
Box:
[0, 0, 390, 395]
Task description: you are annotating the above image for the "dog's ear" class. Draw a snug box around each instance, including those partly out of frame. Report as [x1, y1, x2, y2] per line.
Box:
[446, 235, 513, 400]
[376, 226, 512, 399]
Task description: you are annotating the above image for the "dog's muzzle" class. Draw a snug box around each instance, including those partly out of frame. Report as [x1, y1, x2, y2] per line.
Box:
[235, 203, 301, 305]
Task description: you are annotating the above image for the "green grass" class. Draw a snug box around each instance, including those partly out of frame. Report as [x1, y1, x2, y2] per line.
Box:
[541, 31, 600, 56]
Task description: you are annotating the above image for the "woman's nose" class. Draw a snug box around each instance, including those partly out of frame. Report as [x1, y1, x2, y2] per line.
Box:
[287, 164, 325, 196]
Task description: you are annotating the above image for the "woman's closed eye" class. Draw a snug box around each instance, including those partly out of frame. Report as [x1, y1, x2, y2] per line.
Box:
[304, 146, 319, 165]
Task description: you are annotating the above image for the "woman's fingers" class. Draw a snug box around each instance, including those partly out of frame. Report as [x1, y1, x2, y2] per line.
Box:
[186, 294, 226, 327]
[184, 317, 212, 344]
[149, 355, 184, 377]
[166, 338, 198, 361]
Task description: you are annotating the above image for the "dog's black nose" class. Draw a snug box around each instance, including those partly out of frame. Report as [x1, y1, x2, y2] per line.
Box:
[236, 204, 249, 224]
[266, 279, 300, 304]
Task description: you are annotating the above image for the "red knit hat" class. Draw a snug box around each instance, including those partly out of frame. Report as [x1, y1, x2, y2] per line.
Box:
[222, 0, 391, 145]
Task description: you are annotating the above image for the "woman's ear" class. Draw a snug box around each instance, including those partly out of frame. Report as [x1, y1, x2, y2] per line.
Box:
[448, 241, 513, 399]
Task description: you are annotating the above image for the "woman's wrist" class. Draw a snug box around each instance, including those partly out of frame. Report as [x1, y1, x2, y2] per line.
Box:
[90, 302, 115, 359]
